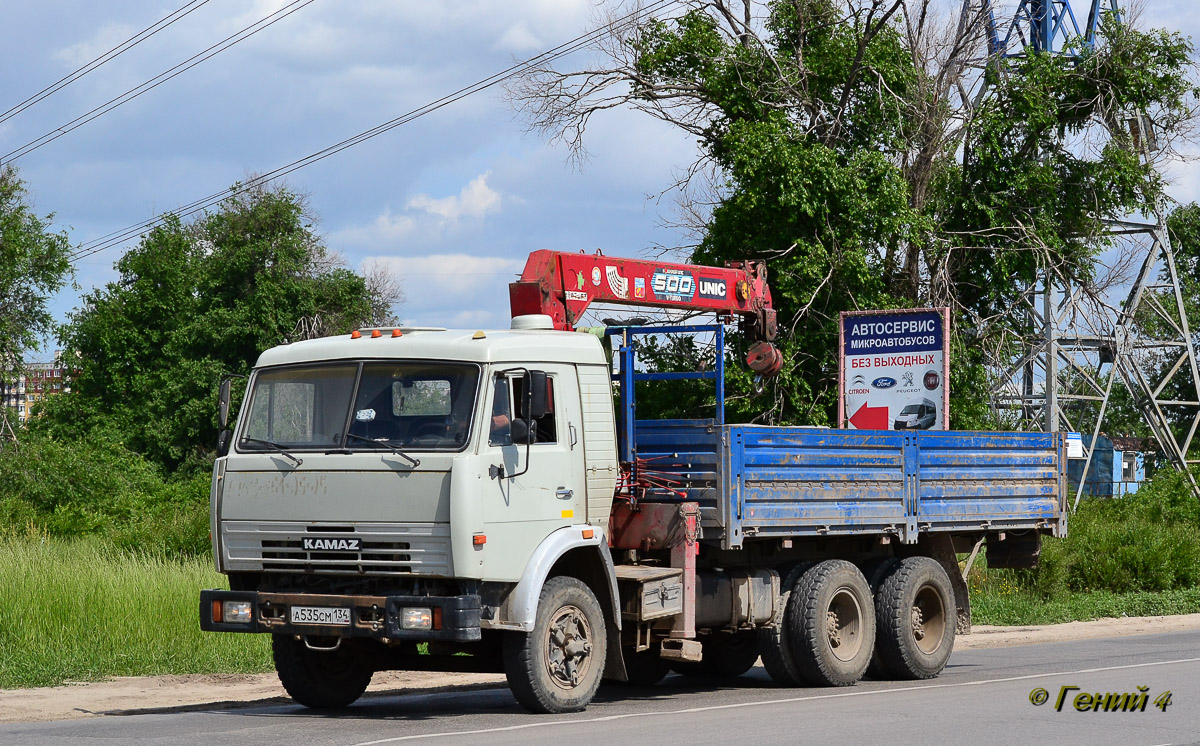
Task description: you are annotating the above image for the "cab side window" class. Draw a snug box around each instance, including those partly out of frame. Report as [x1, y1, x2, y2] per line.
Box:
[488, 374, 557, 446]
[489, 377, 513, 446]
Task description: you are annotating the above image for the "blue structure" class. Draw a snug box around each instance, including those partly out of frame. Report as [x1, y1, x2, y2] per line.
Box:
[1068, 434, 1147, 496]
[983, 0, 1121, 57]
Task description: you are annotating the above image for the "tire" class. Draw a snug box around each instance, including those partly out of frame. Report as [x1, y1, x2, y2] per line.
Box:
[787, 560, 876, 687]
[503, 576, 608, 713]
[758, 562, 812, 686]
[860, 557, 898, 591]
[668, 659, 707, 678]
[874, 556, 956, 680]
[699, 632, 760, 677]
[620, 645, 671, 686]
[859, 557, 898, 680]
[272, 635, 373, 709]
[669, 633, 759, 678]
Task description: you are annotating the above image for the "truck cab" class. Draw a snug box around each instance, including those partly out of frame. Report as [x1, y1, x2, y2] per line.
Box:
[203, 316, 622, 711]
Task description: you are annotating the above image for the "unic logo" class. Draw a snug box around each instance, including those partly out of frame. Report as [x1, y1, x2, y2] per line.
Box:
[697, 277, 727, 300]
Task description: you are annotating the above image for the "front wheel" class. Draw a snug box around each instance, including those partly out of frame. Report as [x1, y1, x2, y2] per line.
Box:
[788, 560, 876, 687]
[504, 576, 608, 713]
[272, 635, 373, 709]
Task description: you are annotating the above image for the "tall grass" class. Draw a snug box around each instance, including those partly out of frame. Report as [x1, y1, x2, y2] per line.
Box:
[969, 468, 1200, 625]
[0, 536, 270, 689]
[0, 432, 211, 556]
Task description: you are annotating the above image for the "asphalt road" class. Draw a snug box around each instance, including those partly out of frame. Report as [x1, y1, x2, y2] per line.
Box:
[6, 630, 1200, 746]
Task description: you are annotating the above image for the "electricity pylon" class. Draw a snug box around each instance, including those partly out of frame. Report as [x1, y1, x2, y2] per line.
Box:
[965, 0, 1200, 498]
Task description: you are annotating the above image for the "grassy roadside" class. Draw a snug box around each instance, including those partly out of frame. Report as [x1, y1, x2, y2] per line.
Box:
[970, 584, 1200, 625]
[968, 468, 1200, 625]
[0, 537, 270, 689]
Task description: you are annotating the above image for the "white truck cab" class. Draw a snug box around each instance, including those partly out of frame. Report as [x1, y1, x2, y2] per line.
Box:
[204, 316, 622, 712]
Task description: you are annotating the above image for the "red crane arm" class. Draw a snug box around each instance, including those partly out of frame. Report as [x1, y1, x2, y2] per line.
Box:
[509, 249, 782, 375]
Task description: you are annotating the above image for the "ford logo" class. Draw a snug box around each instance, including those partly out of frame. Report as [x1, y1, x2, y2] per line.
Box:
[872, 377, 896, 389]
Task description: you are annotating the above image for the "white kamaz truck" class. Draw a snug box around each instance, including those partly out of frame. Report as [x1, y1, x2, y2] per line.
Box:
[201, 251, 1065, 713]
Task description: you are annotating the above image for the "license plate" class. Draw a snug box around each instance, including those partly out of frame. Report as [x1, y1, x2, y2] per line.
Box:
[290, 606, 351, 626]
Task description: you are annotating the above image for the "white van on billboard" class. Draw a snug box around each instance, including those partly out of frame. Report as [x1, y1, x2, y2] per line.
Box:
[893, 397, 938, 430]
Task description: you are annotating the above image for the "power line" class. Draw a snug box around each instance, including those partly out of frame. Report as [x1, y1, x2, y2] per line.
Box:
[68, 0, 679, 264]
[1, 0, 315, 166]
[0, 0, 214, 127]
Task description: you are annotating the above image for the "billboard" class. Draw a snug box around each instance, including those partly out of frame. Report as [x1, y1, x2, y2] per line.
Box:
[838, 308, 949, 430]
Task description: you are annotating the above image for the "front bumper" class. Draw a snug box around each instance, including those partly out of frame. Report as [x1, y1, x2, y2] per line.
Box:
[199, 590, 481, 642]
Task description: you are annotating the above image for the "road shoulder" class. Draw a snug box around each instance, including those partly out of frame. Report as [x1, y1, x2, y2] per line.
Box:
[5, 612, 1200, 724]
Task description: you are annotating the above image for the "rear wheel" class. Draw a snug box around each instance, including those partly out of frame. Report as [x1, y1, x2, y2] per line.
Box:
[620, 645, 671, 686]
[874, 557, 955, 680]
[758, 563, 812, 686]
[272, 635, 373, 709]
[504, 576, 607, 713]
[700, 632, 760, 677]
[859, 557, 898, 679]
[787, 560, 875, 687]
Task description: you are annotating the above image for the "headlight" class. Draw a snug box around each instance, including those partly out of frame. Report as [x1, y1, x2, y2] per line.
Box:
[222, 600, 253, 624]
[400, 607, 433, 630]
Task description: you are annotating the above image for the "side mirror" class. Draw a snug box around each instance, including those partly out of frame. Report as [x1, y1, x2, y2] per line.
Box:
[216, 428, 232, 457]
[511, 418, 538, 444]
[526, 370, 548, 419]
[218, 377, 233, 430]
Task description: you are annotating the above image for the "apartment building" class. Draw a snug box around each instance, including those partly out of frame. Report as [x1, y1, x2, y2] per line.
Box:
[1, 352, 71, 424]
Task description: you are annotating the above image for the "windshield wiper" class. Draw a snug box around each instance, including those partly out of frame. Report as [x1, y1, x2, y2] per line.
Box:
[240, 437, 304, 467]
[344, 432, 421, 467]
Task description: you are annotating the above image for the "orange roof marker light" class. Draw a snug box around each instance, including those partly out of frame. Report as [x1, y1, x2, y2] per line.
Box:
[350, 330, 362, 339]
[391, 329, 403, 338]
[371, 329, 382, 338]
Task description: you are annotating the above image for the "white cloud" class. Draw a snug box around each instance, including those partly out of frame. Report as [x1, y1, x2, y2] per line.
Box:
[361, 253, 524, 328]
[494, 22, 543, 53]
[408, 173, 501, 222]
[53, 23, 136, 66]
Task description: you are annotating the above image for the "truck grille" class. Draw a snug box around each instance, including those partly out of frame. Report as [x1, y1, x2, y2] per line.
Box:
[222, 521, 451, 576]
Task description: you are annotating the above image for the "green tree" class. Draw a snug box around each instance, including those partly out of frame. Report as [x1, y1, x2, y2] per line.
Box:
[514, 1, 1195, 427]
[0, 165, 72, 435]
[36, 182, 390, 470]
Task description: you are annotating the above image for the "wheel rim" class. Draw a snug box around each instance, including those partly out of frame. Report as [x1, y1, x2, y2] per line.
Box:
[910, 584, 947, 655]
[825, 587, 865, 662]
[542, 604, 594, 690]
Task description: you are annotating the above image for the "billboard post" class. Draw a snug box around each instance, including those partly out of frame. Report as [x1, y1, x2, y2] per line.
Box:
[838, 308, 950, 430]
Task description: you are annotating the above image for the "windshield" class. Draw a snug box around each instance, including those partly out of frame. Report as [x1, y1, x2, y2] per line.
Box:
[900, 404, 921, 415]
[240, 362, 480, 452]
[349, 362, 479, 450]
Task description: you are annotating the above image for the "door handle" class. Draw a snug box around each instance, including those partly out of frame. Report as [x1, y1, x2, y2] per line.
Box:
[556, 488, 573, 500]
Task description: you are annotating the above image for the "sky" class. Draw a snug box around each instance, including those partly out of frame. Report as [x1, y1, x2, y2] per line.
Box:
[3, 0, 1200, 363]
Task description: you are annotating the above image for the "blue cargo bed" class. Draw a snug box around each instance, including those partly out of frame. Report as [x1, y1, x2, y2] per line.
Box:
[633, 420, 1067, 549]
